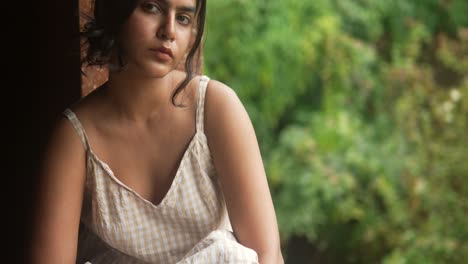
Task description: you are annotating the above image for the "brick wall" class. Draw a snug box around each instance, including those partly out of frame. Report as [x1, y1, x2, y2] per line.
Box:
[79, 0, 108, 96]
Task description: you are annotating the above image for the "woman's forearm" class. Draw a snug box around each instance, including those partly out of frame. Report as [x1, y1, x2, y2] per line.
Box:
[258, 248, 284, 264]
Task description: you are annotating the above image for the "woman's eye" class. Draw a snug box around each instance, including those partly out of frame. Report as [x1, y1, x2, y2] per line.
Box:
[177, 15, 191, 25]
[143, 3, 161, 13]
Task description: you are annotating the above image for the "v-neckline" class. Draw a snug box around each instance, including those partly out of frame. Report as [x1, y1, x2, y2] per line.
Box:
[87, 131, 200, 209]
[66, 76, 210, 210]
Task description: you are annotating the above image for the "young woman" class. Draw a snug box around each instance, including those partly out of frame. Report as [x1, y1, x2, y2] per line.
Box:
[31, 0, 283, 263]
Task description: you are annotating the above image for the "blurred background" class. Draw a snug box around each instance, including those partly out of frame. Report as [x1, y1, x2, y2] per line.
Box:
[75, 0, 468, 263]
[202, 1, 467, 263]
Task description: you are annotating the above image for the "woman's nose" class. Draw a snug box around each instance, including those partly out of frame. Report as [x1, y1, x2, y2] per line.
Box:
[157, 14, 176, 41]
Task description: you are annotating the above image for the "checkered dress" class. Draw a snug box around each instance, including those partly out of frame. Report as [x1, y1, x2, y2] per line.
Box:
[63, 76, 259, 263]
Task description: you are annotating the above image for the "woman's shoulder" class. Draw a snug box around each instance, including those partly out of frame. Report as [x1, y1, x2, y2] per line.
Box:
[50, 84, 103, 139]
[68, 83, 106, 114]
[52, 87, 106, 147]
[205, 78, 240, 110]
[41, 107, 89, 173]
[203, 77, 252, 137]
[66, 83, 111, 130]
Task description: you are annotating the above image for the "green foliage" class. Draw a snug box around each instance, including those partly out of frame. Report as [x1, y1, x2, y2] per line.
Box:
[205, 0, 468, 263]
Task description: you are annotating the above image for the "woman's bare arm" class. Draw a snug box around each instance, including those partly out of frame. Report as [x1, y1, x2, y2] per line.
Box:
[30, 117, 87, 264]
[205, 80, 284, 264]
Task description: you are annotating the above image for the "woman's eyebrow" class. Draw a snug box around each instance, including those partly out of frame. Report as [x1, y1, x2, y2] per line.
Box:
[177, 6, 196, 14]
[158, 0, 196, 14]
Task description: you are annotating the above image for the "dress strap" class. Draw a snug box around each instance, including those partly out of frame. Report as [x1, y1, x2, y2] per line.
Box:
[196, 75, 210, 132]
[63, 108, 90, 151]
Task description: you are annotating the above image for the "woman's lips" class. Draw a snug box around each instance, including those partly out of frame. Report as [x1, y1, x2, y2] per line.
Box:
[150, 47, 173, 61]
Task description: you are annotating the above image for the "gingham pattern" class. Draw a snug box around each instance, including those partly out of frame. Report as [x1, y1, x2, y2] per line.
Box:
[63, 76, 259, 263]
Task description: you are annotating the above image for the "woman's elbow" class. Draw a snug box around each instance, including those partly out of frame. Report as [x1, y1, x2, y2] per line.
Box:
[258, 247, 284, 264]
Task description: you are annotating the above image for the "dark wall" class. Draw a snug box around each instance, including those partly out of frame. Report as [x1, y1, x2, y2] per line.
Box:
[18, 0, 82, 262]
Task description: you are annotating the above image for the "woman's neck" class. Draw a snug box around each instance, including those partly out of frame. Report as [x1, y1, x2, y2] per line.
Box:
[104, 70, 185, 124]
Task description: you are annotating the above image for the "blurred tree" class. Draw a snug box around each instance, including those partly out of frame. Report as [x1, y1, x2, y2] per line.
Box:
[205, 0, 468, 263]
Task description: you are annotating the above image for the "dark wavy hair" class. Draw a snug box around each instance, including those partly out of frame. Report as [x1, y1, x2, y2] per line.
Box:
[81, 0, 207, 105]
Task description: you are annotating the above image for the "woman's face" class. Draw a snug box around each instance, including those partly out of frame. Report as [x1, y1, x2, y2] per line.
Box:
[117, 0, 198, 77]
